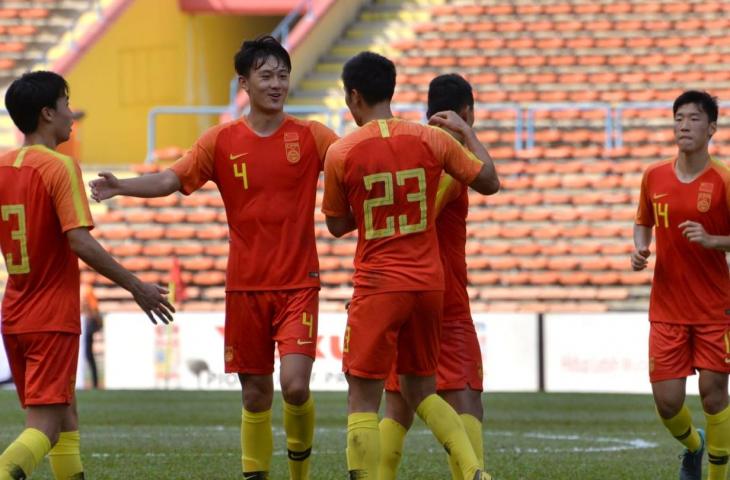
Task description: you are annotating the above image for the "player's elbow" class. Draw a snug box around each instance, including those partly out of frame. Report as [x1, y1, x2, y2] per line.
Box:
[326, 216, 349, 238]
[66, 228, 93, 255]
[470, 175, 500, 195]
[160, 170, 182, 195]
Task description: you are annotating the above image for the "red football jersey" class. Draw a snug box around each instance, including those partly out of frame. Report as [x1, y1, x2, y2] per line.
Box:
[435, 175, 471, 321]
[170, 115, 338, 291]
[322, 118, 483, 294]
[636, 157, 730, 324]
[0, 145, 94, 334]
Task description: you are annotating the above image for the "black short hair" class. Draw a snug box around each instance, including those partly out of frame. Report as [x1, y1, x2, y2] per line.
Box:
[673, 90, 718, 123]
[5, 71, 68, 134]
[426, 74, 474, 119]
[234, 35, 291, 77]
[342, 51, 396, 106]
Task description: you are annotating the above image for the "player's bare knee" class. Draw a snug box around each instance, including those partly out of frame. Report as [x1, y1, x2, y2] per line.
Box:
[701, 390, 729, 414]
[281, 381, 310, 406]
[655, 397, 684, 419]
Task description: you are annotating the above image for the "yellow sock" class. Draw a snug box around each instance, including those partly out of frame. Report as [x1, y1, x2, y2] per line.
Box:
[283, 396, 315, 480]
[659, 405, 702, 452]
[0, 428, 51, 480]
[416, 395, 481, 480]
[242, 408, 273, 477]
[48, 431, 83, 480]
[706, 405, 730, 480]
[346, 412, 379, 479]
[447, 414, 484, 478]
[378, 418, 407, 480]
[462, 414, 484, 470]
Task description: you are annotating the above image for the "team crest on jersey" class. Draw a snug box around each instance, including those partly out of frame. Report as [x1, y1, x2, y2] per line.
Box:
[285, 141, 301, 163]
[697, 182, 714, 213]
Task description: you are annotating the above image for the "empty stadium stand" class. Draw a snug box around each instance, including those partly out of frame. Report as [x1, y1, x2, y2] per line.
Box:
[3, 0, 730, 314]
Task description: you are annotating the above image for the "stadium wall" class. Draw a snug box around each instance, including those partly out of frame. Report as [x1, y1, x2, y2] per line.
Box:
[96, 312, 704, 395]
[65, 0, 280, 164]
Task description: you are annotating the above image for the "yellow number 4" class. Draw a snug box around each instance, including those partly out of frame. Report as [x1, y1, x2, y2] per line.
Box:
[233, 163, 248, 189]
[302, 312, 314, 339]
[1, 204, 30, 274]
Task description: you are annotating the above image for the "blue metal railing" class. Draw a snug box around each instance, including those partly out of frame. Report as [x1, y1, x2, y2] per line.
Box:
[524, 102, 613, 150]
[145, 101, 729, 163]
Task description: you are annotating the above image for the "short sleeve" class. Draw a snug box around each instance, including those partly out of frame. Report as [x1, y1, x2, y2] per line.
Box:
[635, 169, 654, 227]
[434, 174, 463, 217]
[169, 125, 219, 195]
[321, 143, 349, 217]
[50, 155, 94, 233]
[308, 121, 339, 171]
[426, 127, 483, 186]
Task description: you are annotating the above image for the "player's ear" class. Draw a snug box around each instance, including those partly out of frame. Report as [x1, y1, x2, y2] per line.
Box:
[238, 75, 249, 93]
[709, 121, 717, 139]
[39, 105, 55, 124]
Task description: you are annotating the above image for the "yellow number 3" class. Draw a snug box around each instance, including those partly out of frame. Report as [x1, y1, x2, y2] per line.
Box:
[1, 204, 30, 274]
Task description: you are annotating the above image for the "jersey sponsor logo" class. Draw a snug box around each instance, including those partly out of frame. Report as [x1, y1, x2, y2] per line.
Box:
[652, 193, 669, 200]
[229, 152, 248, 161]
[697, 191, 712, 213]
[700, 182, 715, 193]
[284, 132, 299, 142]
[285, 141, 301, 164]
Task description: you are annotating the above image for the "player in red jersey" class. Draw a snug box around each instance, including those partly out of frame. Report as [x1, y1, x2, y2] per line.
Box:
[0, 71, 173, 480]
[379, 74, 488, 480]
[90, 36, 337, 479]
[633, 90, 730, 480]
[322, 52, 499, 480]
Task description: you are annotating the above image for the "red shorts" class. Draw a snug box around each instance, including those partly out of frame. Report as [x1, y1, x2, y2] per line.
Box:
[224, 288, 319, 374]
[649, 322, 730, 383]
[2, 332, 78, 408]
[343, 291, 442, 379]
[386, 316, 483, 392]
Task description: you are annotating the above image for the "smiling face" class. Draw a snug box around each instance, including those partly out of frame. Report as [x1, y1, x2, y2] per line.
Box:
[239, 55, 289, 114]
[674, 102, 716, 154]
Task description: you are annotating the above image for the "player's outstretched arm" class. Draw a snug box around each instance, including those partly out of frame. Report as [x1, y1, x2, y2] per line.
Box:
[429, 111, 500, 195]
[66, 228, 175, 324]
[631, 224, 652, 271]
[326, 213, 357, 238]
[679, 220, 730, 251]
[89, 170, 181, 202]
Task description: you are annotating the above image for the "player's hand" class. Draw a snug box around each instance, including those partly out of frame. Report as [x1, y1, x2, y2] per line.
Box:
[132, 283, 175, 325]
[89, 171, 122, 202]
[428, 110, 469, 141]
[679, 220, 716, 249]
[630, 247, 650, 271]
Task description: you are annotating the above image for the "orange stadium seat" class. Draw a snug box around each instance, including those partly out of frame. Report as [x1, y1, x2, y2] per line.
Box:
[110, 244, 143, 257]
[142, 243, 174, 257]
[174, 244, 204, 256]
[197, 226, 228, 240]
[19, 8, 49, 19]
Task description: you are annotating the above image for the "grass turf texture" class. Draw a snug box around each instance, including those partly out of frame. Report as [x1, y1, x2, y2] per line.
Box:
[0, 390, 704, 479]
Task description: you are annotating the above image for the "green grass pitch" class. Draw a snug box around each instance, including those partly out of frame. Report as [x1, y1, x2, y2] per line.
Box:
[0, 390, 704, 479]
